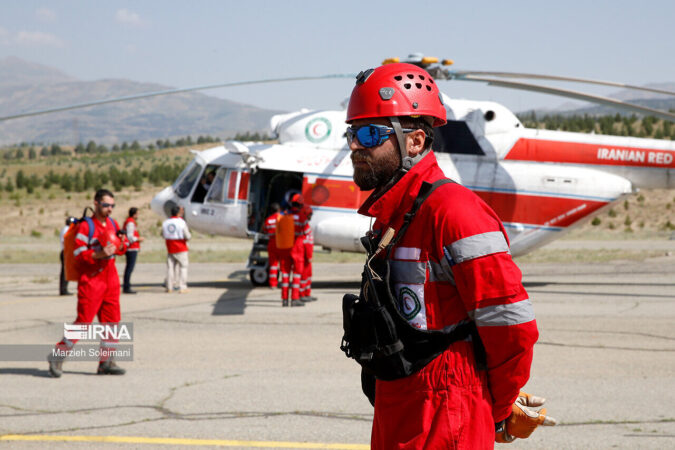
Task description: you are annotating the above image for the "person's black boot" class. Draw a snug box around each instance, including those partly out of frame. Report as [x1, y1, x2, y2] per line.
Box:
[47, 353, 65, 378]
[97, 360, 126, 375]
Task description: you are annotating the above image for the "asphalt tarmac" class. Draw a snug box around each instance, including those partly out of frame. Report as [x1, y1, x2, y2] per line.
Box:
[0, 253, 674, 449]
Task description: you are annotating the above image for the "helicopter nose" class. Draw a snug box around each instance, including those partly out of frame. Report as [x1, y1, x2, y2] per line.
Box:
[150, 187, 175, 218]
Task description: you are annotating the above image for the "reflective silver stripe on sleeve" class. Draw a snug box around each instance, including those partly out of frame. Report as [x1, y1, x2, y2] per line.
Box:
[73, 246, 88, 256]
[75, 233, 89, 243]
[428, 260, 455, 285]
[446, 231, 510, 265]
[390, 260, 426, 284]
[468, 299, 535, 327]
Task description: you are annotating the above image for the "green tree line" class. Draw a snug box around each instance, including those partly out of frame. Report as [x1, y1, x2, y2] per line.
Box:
[1, 135, 223, 160]
[518, 112, 675, 139]
[4, 163, 184, 194]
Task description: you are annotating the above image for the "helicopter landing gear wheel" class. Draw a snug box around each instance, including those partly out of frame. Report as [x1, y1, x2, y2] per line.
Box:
[249, 268, 269, 286]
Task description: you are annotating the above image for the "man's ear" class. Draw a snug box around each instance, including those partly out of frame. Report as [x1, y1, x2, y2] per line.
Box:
[406, 129, 427, 157]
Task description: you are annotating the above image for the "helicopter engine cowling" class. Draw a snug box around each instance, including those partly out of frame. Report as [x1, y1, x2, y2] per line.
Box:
[272, 110, 349, 149]
[313, 214, 371, 253]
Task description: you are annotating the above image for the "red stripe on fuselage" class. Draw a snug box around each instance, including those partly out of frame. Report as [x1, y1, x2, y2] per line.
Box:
[302, 177, 372, 210]
[475, 190, 607, 228]
[505, 138, 675, 168]
[303, 176, 607, 228]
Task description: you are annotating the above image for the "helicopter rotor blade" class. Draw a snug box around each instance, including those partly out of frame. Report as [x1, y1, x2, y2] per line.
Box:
[452, 71, 675, 97]
[0, 73, 356, 122]
[456, 75, 675, 122]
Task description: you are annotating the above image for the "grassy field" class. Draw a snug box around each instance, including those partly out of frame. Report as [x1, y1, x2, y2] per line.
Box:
[0, 144, 673, 265]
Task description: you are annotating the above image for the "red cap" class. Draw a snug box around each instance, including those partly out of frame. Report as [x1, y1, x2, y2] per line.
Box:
[290, 193, 304, 205]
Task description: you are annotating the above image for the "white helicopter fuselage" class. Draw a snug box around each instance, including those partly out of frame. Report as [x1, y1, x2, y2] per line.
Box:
[151, 99, 674, 257]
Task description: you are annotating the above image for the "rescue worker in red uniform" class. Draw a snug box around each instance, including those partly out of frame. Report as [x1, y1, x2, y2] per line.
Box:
[278, 193, 310, 307]
[299, 205, 316, 302]
[263, 203, 282, 288]
[344, 63, 553, 447]
[122, 207, 144, 294]
[49, 189, 127, 377]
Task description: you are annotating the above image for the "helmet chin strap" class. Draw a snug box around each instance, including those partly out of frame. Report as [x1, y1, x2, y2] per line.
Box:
[390, 117, 429, 172]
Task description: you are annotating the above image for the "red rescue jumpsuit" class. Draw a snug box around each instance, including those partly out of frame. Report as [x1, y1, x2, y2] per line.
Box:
[263, 212, 281, 288]
[358, 152, 539, 449]
[55, 217, 126, 361]
[279, 207, 310, 301]
[300, 227, 313, 298]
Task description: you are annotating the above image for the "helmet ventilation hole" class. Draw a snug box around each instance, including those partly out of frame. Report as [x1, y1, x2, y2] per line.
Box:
[426, 85, 431, 91]
[415, 83, 422, 89]
[394, 75, 402, 81]
[407, 74, 414, 79]
[404, 83, 411, 89]
[419, 75, 425, 80]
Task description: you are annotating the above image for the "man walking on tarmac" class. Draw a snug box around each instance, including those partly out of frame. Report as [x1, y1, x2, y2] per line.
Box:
[263, 203, 282, 288]
[162, 205, 191, 293]
[49, 189, 127, 377]
[341, 63, 555, 448]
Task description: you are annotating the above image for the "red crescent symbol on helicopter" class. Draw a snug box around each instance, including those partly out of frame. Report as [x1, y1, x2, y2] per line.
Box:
[312, 123, 322, 136]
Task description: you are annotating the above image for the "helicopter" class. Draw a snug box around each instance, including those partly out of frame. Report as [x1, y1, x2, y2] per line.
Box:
[2, 54, 673, 286]
[145, 55, 675, 285]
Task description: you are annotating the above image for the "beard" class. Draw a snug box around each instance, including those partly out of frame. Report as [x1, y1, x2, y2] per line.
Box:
[351, 148, 400, 191]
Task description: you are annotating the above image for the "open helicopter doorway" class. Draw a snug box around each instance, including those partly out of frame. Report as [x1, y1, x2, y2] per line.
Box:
[248, 169, 303, 233]
[246, 169, 303, 286]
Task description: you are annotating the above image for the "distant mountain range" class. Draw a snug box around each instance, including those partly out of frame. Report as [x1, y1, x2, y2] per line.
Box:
[0, 57, 282, 146]
[1, 56, 673, 146]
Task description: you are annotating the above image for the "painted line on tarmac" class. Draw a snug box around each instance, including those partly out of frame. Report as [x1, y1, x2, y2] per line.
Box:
[0, 434, 369, 449]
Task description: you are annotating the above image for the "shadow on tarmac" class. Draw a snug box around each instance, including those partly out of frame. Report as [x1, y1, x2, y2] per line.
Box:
[0, 367, 108, 378]
[0, 367, 52, 377]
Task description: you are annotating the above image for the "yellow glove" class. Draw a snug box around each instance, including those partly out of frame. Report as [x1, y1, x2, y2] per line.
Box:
[495, 392, 557, 443]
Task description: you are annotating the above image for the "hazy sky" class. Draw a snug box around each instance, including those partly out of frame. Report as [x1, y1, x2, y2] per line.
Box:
[1, 1, 674, 114]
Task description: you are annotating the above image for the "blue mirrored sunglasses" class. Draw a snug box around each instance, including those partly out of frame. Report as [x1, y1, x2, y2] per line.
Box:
[345, 124, 415, 148]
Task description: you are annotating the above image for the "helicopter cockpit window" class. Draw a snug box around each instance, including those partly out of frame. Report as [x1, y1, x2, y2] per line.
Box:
[432, 120, 485, 155]
[174, 162, 202, 199]
[205, 167, 228, 203]
[191, 165, 220, 203]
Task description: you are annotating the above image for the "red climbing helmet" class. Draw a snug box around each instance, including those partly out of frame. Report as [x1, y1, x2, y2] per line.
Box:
[346, 63, 447, 127]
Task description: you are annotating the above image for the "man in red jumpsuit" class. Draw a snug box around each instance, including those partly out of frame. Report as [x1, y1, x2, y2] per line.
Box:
[263, 203, 282, 288]
[278, 193, 310, 307]
[299, 205, 316, 302]
[48, 189, 127, 377]
[345, 63, 550, 447]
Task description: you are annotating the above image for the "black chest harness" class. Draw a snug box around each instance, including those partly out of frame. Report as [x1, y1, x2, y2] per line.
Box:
[340, 179, 486, 386]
